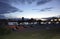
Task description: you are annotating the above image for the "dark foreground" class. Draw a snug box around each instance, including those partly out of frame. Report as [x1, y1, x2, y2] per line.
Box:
[0, 30, 60, 39]
[0, 25, 60, 39]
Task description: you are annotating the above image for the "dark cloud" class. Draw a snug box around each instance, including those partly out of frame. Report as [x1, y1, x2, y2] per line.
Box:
[20, 0, 26, 4]
[26, 0, 52, 5]
[0, 0, 52, 5]
[32, 7, 53, 12]
[40, 9, 45, 11]
[19, 0, 52, 5]
[0, 0, 52, 14]
[40, 7, 53, 11]
[18, 0, 36, 4]
[19, 10, 23, 12]
[45, 7, 53, 9]
[37, 0, 52, 5]
[0, 0, 9, 3]
[26, 0, 33, 4]
[0, 2, 19, 14]
[0, 15, 6, 19]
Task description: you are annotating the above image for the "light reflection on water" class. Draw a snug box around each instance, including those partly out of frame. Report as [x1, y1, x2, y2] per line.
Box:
[8, 22, 38, 25]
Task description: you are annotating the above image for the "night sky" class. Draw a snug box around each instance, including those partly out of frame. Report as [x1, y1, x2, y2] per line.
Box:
[0, 0, 60, 18]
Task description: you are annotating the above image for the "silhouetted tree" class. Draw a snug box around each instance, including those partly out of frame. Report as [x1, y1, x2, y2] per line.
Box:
[37, 19, 42, 24]
[18, 20, 21, 26]
[28, 18, 36, 27]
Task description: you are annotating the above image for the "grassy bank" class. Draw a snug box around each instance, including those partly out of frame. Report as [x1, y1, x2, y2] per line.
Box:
[0, 30, 60, 39]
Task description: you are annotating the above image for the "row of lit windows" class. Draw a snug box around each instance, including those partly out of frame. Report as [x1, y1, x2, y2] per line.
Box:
[41, 22, 60, 24]
[51, 19, 60, 21]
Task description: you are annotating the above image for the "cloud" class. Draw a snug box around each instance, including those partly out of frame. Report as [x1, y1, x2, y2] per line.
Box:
[37, 0, 52, 5]
[26, 0, 33, 4]
[32, 7, 53, 12]
[19, 10, 23, 12]
[21, 0, 52, 5]
[0, 2, 19, 14]
[1, 0, 52, 5]
[45, 7, 53, 9]
[40, 7, 53, 11]
[20, 0, 26, 4]
[0, 15, 6, 19]
[0, 0, 52, 14]
[0, 0, 9, 3]
[0, 0, 52, 6]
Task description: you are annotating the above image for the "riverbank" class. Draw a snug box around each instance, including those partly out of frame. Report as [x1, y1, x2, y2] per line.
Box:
[0, 28, 60, 39]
